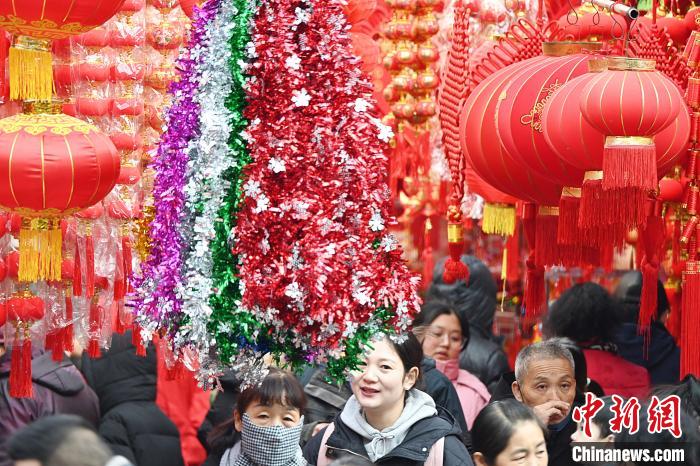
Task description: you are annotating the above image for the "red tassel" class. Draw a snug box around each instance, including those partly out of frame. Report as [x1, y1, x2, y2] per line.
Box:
[133, 324, 146, 357]
[524, 255, 546, 321]
[113, 245, 125, 301]
[681, 261, 700, 377]
[580, 177, 647, 234]
[122, 235, 133, 293]
[422, 247, 434, 290]
[63, 292, 73, 353]
[602, 138, 657, 191]
[558, 192, 581, 245]
[86, 234, 95, 298]
[535, 210, 559, 267]
[49, 331, 64, 362]
[443, 223, 469, 284]
[73, 239, 82, 297]
[639, 214, 665, 336]
[506, 228, 520, 283]
[88, 302, 101, 359]
[165, 360, 188, 381]
[9, 334, 33, 398]
[667, 285, 682, 343]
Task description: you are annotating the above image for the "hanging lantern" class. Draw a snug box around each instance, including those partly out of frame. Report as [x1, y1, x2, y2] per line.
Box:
[579, 57, 683, 193]
[0, 101, 120, 283]
[0, 1, 126, 101]
[6, 289, 45, 398]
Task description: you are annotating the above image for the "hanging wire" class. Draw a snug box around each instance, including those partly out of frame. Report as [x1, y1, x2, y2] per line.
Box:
[610, 2, 626, 41]
[591, 0, 602, 26]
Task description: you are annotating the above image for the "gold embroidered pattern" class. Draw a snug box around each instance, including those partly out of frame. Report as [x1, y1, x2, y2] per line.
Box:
[520, 80, 562, 132]
[0, 15, 94, 39]
[0, 114, 96, 136]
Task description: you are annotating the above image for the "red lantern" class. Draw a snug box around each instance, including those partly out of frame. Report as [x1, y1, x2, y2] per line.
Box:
[495, 43, 603, 188]
[460, 54, 562, 205]
[0, 0, 126, 101]
[579, 57, 683, 192]
[0, 102, 120, 283]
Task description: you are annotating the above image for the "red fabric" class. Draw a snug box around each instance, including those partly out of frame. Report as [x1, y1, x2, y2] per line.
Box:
[583, 349, 651, 399]
[156, 354, 210, 466]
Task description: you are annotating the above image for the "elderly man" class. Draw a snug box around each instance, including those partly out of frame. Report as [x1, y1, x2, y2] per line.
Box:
[511, 339, 578, 466]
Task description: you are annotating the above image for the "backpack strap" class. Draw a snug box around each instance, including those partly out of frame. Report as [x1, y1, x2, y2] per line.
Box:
[425, 437, 445, 466]
[316, 422, 336, 466]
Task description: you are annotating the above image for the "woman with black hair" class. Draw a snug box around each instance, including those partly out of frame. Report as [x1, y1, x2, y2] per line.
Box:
[471, 399, 547, 466]
[303, 333, 472, 465]
[543, 282, 651, 398]
[414, 300, 490, 428]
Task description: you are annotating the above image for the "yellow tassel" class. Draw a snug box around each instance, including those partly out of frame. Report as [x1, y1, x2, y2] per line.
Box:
[19, 218, 62, 282]
[9, 36, 55, 102]
[482, 203, 516, 236]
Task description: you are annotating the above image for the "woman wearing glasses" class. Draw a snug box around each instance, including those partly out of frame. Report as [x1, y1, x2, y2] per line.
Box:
[414, 300, 491, 429]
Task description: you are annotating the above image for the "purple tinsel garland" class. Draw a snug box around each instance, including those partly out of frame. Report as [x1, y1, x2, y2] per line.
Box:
[132, 0, 220, 330]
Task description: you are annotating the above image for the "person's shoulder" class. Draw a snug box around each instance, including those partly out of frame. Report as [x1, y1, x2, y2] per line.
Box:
[442, 434, 473, 466]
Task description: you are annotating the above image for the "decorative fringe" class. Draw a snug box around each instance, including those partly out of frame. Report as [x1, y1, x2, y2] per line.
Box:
[9, 334, 33, 398]
[113, 245, 125, 301]
[505, 228, 520, 283]
[579, 178, 647, 234]
[63, 291, 74, 353]
[482, 203, 516, 236]
[638, 213, 665, 337]
[73, 239, 82, 296]
[558, 194, 581, 245]
[443, 222, 469, 284]
[535, 210, 560, 267]
[524, 255, 546, 321]
[86, 234, 95, 298]
[133, 324, 146, 357]
[602, 138, 657, 191]
[122, 235, 133, 292]
[9, 42, 55, 102]
[18, 219, 62, 283]
[667, 285, 682, 343]
[681, 261, 700, 377]
[87, 301, 101, 359]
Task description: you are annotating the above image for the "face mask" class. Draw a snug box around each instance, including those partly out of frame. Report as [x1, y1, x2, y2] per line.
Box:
[240, 413, 304, 466]
[434, 358, 460, 380]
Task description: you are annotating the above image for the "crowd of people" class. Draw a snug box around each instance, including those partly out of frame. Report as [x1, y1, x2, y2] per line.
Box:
[1, 256, 699, 466]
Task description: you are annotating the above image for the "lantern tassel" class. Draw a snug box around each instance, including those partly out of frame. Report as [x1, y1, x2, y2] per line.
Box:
[86, 233, 95, 298]
[122, 235, 133, 292]
[18, 218, 62, 283]
[602, 137, 657, 191]
[133, 324, 146, 357]
[667, 284, 682, 343]
[558, 189, 581, 245]
[524, 256, 546, 321]
[639, 212, 665, 337]
[73, 239, 82, 297]
[87, 301, 101, 359]
[580, 175, 647, 235]
[482, 203, 516, 236]
[63, 290, 74, 353]
[535, 208, 560, 267]
[9, 329, 33, 398]
[443, 220, 469, 284]
[9, 36, 55, 102]
[681, 261, 700, 377]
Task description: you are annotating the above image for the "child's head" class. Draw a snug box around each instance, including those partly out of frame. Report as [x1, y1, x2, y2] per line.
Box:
[233, 368, 307, 431]
[472, 399, 548, 466]
[350, 333, 423, 415]
[571, 395, 615, 444]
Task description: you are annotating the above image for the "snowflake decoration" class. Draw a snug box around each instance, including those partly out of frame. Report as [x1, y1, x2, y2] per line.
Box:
[372, 118, 394, 142]
[243, 179, 261, 197]
[380, 234, 399, 252]
[285, 54, 301, 70]
[268, 157, 286, 173]
[253, 194, 270, 213]
[285, 282, 304, 302]
[292, 88, 311, 107]
[353, 98, 371, 113]
[369, 210, 385, 232]
[294, 6, 311, 25]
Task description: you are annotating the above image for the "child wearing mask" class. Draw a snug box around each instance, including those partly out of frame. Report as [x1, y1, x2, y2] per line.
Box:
[303, 333, 472, 466]
[414, 300, 490, 428]
[204, 369, 307, 466]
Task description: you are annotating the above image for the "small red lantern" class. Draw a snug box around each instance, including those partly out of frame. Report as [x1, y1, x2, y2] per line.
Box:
[0, 101, 120, 283]
[0, 0, 126, 101]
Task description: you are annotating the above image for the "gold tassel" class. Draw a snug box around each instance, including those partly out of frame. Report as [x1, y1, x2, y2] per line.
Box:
[19, 218, 62, 282]
[9, 36, 55, 102]
[482, 203, 516, 236]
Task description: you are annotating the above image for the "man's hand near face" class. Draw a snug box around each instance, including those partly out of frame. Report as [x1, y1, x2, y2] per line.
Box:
[532, 400, 571, 425]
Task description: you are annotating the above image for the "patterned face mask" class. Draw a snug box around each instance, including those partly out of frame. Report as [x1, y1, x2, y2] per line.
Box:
[239, 413, 305, 466]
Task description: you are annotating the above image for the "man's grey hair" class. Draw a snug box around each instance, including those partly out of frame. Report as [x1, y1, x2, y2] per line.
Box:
[48, 428, 112, 466]
[514, 338, 575, 384]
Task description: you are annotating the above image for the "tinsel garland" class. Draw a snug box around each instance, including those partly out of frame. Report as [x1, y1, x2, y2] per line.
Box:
[175, 0, 237, 370]
[132, 0, 218, 336]
[233, 0, 421, 378]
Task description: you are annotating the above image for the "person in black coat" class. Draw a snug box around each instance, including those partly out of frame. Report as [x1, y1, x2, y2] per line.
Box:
[429, 256, 510, 394]
[197, 369, 240, 453]
[294, 359, 471, 449]
[612, 271, 680, 385]
[80, 331, 185, 466]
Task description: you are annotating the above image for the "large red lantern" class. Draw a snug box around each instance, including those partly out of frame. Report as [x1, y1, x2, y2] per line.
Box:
[0, 101, 120, 282]
[460, 55, 562, 205]
[495, 42, 603, 188]
[0, 0, 126, 101]
[579, 57, 683, 193]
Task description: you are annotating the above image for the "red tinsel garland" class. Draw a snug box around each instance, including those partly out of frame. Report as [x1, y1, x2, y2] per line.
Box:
[233, 0, 420, 351]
